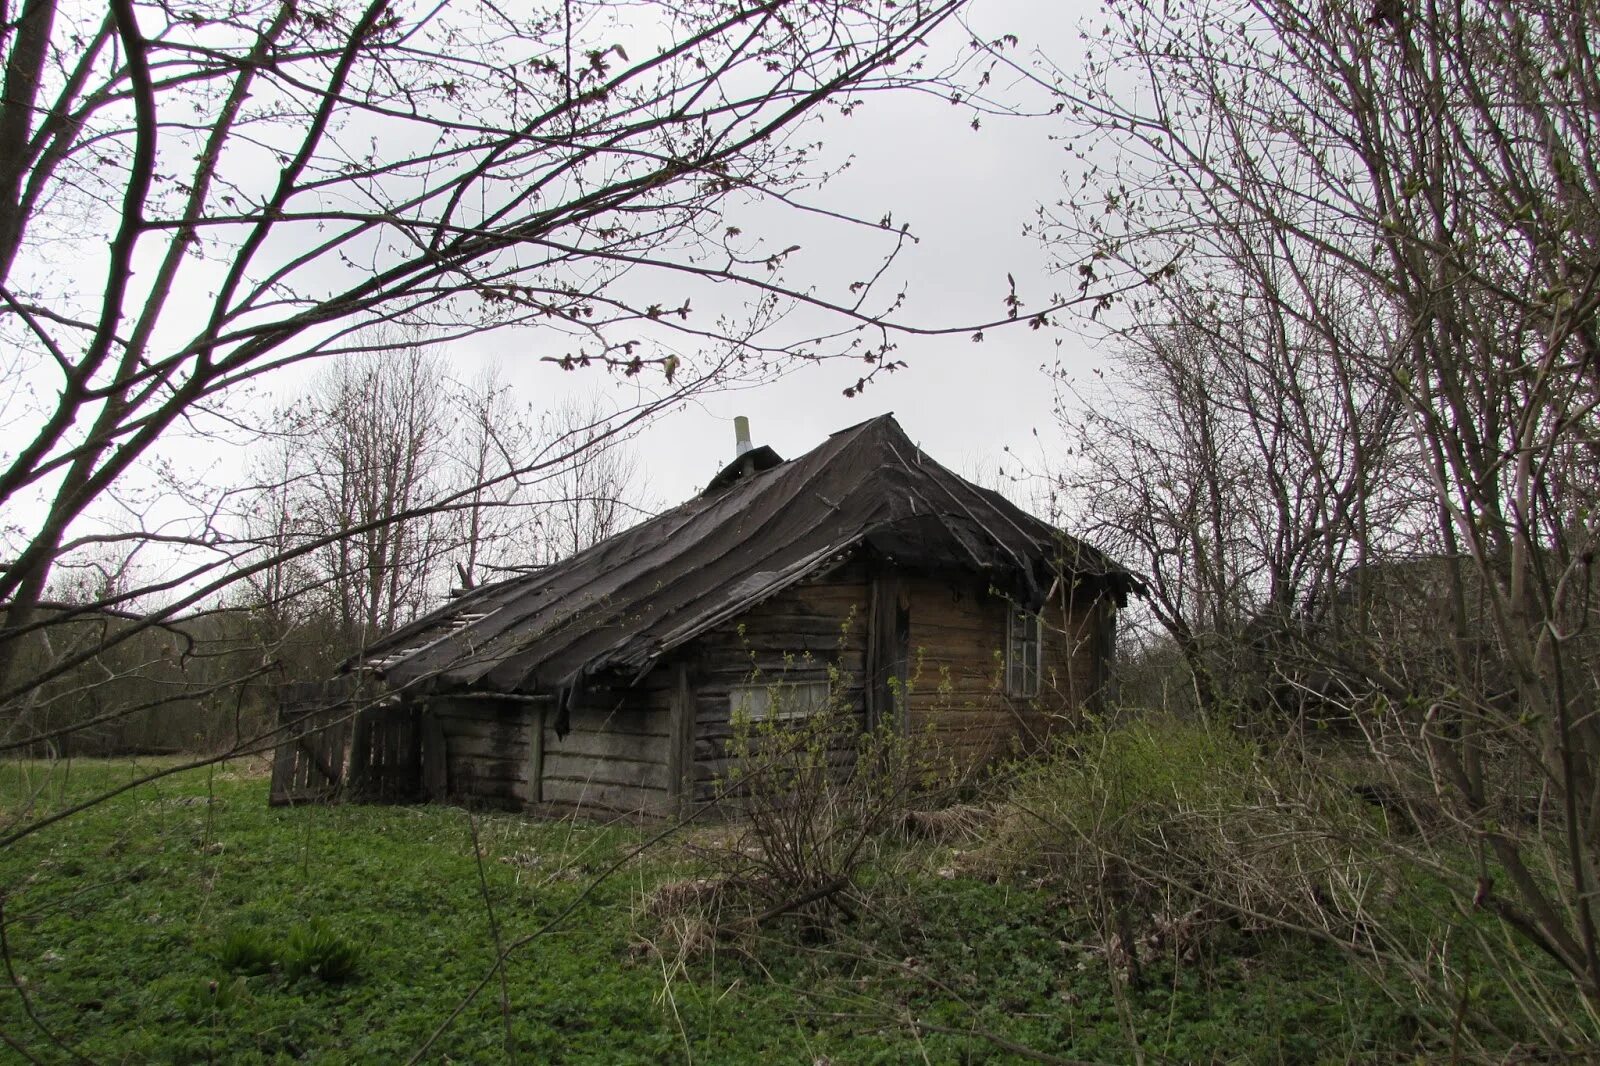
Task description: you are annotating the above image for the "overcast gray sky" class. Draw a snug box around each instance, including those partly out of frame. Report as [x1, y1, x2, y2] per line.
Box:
[2, 0, 1112, 593]
[456, 0, 1105, 510]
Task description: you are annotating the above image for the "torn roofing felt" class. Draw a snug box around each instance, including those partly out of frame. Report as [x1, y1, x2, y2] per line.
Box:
[357, 414, 1138, 697]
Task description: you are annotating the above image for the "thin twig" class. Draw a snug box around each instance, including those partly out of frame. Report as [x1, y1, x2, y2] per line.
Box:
[467, 810, 518, 1064]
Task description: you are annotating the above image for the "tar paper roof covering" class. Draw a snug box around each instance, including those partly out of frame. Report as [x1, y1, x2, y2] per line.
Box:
[358, 414, 1135, 696]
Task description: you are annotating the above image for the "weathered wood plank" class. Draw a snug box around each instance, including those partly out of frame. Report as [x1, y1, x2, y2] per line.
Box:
[435, 728, 530, 762]
[556, 707, 669, 737]
[269, 731, 296, 806]
[542, 778, 668, 813]
[543, 753, 670, 790]
[443, 760, 530, 787]
[668, 662, 692, 805]
[527, 705, 544, 805]
[542, 727, 662, 763]
[421, 710, 448, 801]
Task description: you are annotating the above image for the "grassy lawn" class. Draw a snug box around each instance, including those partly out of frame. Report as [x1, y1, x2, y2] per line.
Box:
[0, 759, 1448, 1063]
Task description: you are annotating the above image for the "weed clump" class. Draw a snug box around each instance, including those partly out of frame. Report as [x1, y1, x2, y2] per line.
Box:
[212, 919, 362, 984]
[214, 926, 276, 975]
[282, 919, 362, 983]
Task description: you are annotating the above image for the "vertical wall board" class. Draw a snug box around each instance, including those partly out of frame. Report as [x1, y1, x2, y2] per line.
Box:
[268, 682, 354, 806]
[528, 704, 544, 805]
[348, 710, 372, 785]
[421, 708, 448, 801]
[867, 571, 911, 733]
[667, 661, 695, 808]
[269, 739, 295, 806]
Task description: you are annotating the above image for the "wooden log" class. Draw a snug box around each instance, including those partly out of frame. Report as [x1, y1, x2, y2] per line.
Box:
[542, 728, 662, 763]
[444, 763, 530, 789]
[558, 707, 668, 737]
[434, 728, 530, 762]
[541, 778, 669, 813]
[542, 753, 670, 790]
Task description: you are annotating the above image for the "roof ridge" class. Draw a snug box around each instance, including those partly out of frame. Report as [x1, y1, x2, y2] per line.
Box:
[827, 411, 896, 437]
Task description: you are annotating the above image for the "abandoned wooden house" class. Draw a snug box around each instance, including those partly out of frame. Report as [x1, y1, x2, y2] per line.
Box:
[273, 414, 1136, 813]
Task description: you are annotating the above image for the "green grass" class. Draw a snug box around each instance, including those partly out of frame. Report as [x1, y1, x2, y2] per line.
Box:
[0, 757, 1533, 1063]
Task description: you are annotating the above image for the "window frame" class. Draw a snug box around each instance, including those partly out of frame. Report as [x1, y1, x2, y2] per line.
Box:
[1005, 605, 1042, 699]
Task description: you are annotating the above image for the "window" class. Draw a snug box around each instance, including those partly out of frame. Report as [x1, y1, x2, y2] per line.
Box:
[1006, 607, 1041, 698]
[729, 680, 831, 723]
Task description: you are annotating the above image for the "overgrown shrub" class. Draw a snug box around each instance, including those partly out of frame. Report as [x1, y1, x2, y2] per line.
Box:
[981, 716, 1383, 940]
[728, 696, 916, 894]
[687, 666, 932, 937]
[977, 714, 1600, 1058]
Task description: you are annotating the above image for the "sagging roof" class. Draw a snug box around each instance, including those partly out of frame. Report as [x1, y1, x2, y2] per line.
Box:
[358, 414, 1136, 697]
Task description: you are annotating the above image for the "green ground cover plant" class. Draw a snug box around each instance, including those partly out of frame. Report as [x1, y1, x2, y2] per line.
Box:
[0, 755, 1567, 1063]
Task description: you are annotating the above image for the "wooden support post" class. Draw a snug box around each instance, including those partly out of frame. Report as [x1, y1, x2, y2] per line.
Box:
[420, 703, 448, 802]
[528, 702, 545, 805]
[867, 572, 911, 733]
[668, 661, 694, 810]
[1093, 595, 1118, 715]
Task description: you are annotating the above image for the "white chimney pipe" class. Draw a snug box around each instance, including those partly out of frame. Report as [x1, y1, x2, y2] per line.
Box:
[734, 415, 753, 458]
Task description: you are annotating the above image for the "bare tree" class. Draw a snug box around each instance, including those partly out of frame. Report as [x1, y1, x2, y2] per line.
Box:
[1032, 0, 1600, 1009]
[533, 392, 648, 564]
[297, 340, 456, 645]
[1057, 270, 1423, 717]
[0, 0, 995, 715]
[449, 367, 539, 589]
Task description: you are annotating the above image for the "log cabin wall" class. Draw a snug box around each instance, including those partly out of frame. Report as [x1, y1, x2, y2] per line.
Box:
[901, 574, 1106, 777]
[683, 561, 871, 804]
[427, 566, 1110, 815]
[427, 695, 542, 809]
[539, 671, 675, 813]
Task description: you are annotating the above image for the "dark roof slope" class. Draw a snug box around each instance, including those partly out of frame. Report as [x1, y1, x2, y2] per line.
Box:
[360, 414, 1134, 696]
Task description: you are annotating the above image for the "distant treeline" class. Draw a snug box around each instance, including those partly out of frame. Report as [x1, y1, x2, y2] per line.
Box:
[1, 605, 349, 758]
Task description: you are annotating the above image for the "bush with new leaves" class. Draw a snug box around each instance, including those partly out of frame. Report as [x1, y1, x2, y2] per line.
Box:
[710, 666, 930, 924]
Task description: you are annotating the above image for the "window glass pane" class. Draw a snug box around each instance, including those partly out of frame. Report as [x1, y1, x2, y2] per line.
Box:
[730, 680, 829, 721]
